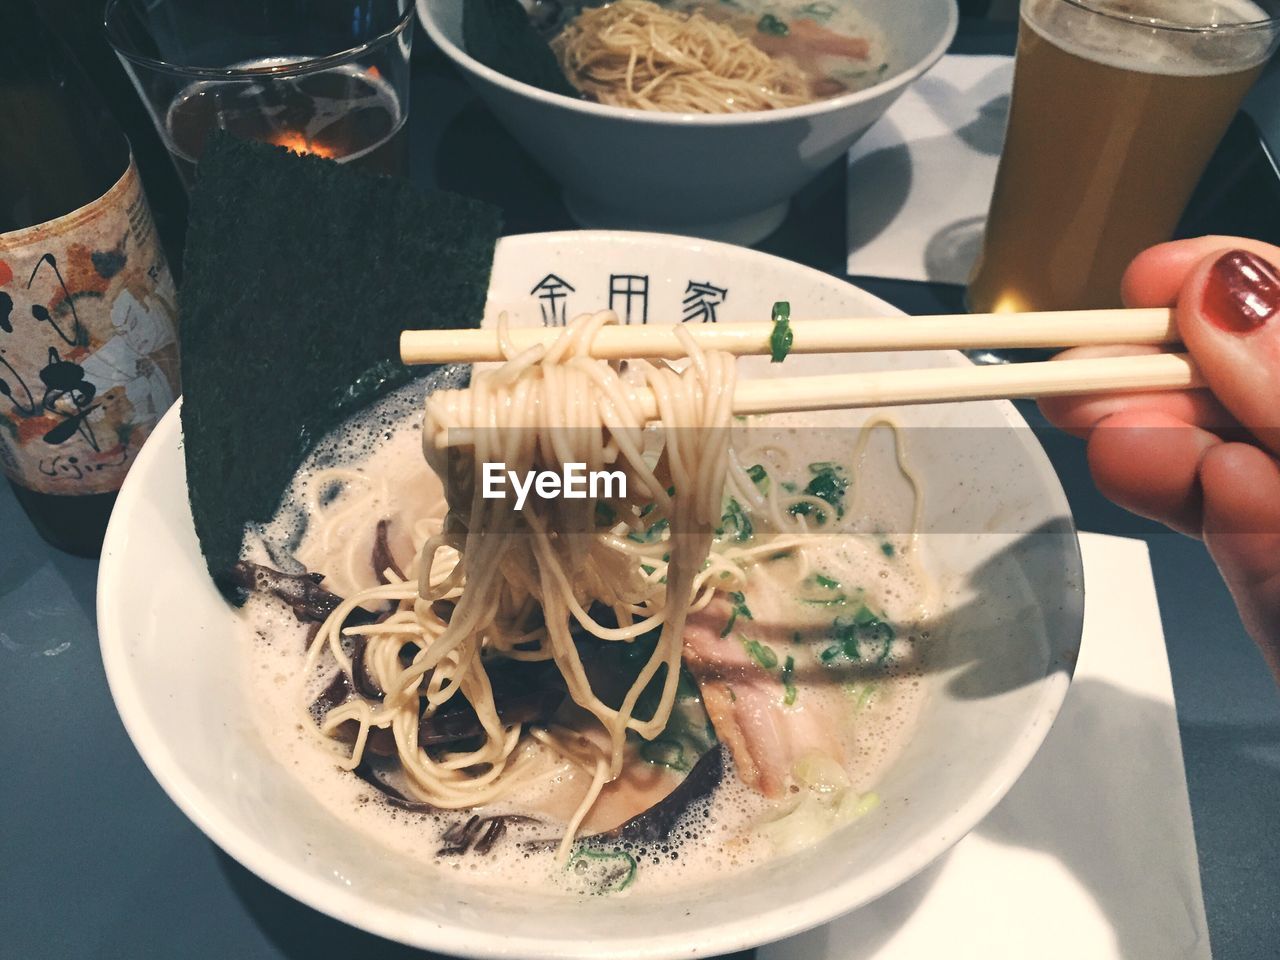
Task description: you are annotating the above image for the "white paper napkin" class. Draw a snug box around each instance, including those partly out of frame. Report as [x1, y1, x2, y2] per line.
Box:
[846, 55, 1015, 285]
[760, 532, 1211, 960]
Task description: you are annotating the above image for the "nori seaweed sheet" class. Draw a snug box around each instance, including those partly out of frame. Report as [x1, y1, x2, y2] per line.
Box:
[179, 134, 502, 597]
[463, 0, 581, 99]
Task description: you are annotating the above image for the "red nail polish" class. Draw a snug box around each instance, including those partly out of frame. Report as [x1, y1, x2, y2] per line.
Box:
[1202, 250, 1280, 334]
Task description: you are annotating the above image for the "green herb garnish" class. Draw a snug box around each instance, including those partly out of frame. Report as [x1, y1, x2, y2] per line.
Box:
[720, 590, 754, 637]
[798, 1, 836, 20]
[782, 655, 797, 706]
[880, 542, 895, 558]
[746, 463, 771, 494]
[769, 300, 793, 362]
[823, 606, 895, 665]
[568, 848, 638, 894]
[745, 638, 779, 670]
[718, 498, 753, 543]
[758, 13, 790, 35]
[788, 461, 849, 525]
[800, 573, 854, 606]
[627, 517, 670, 543]
[595, 502, 617, 527]
[640, 738, 689, 772]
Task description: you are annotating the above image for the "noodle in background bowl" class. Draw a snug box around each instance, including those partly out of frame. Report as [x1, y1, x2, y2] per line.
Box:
[416, 0, 958, 244]
[98, 232, 1082, 959]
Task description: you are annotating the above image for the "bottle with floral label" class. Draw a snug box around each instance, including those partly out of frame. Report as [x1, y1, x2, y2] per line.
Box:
[1, 0, 180, 556]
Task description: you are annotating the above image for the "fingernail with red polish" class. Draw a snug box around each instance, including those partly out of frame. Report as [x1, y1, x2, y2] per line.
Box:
[1203, 250, 1280, 334]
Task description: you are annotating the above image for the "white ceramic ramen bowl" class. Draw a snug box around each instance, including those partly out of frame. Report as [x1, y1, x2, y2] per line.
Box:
[416, 0, 957, 244]
[99, 231, 1083, 959]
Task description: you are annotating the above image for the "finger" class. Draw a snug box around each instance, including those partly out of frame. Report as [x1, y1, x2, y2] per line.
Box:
[1085, 409, 1221, 536]
[1038, 345, 1238, 439]
[1122, 237, 1280, 308]
[1199, 443, 1280, 682]
[1177, 248, 1280, 456]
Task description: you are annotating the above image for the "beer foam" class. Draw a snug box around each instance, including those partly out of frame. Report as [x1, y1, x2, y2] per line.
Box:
[1025, 0, 1275, 76]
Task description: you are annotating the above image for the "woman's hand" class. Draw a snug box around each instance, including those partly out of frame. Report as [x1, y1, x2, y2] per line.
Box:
[1039, 236, 1280, 681]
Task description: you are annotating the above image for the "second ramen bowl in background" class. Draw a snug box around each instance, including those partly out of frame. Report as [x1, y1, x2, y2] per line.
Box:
[417, 0, 957, 243]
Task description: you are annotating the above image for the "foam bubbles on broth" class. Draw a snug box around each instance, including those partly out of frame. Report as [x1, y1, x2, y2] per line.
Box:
[238, 376, 935, 894]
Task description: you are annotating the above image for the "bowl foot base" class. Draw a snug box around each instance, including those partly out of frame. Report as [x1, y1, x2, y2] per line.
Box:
[562, 194, 790, 246]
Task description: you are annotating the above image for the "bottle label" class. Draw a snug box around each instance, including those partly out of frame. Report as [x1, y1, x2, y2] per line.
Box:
[0, 158, 179, 496]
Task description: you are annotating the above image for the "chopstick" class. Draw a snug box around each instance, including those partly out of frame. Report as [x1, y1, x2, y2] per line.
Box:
[628, 352, 1205, 420]
[401, 309, 1202, 417]
[399, 307, 1178, 365]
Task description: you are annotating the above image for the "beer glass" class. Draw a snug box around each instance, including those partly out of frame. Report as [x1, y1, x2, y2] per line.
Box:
[969, 0, 1280, 314]
[104, 0, 414, 189]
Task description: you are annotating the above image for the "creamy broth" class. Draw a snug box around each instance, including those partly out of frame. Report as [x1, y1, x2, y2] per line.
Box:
[542, 0, 890, 113]
[238, 376, 932, 894]
[692, 0, 892, 93]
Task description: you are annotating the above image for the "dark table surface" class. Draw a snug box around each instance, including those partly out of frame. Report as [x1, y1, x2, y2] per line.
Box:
[4, 17, 1278, 960]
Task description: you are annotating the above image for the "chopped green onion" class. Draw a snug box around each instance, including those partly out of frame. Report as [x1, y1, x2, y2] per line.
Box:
[880, 542, 895, 558]
[769, 301, 793, 362]
[719, 591, 752, 637]
[746, 463, 771, 494]
[799, 574, 853, 606]
[798, 1, 836, 20]
[856, 682, 878, 712]
[789, 462, 849, 525]
[627, 517, 669, 543]
[718, 498, 753, 543]
[822, 607, 895, 665]
[640, 738, 689, 772]
[595, 502, 617, 527]
[744, 637, 778, 670]
[782, 655, 797, 706]
[568, 848, 638, 893]
[758, 13, 789, 35]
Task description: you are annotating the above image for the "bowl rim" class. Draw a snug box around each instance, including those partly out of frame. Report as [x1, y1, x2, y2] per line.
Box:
[98, 229, 1082, 960]
[416, 0, 960, 127]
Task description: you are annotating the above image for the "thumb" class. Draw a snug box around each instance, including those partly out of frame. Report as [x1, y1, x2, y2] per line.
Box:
[1178, 247, 1280, 456]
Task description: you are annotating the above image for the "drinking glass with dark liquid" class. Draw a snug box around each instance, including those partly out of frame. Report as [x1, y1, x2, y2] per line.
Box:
[969, 0, 1280, 315]
[104, 0, 414, 188]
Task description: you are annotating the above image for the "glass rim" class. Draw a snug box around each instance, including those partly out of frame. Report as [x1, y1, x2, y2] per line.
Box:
[1058, 0, 1280, 33]
[103, 1, 415, 80]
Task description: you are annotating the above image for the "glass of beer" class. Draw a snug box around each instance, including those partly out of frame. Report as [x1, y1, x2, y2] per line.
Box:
[104, 0, 414, 189]
[969, 0, 1280, 314]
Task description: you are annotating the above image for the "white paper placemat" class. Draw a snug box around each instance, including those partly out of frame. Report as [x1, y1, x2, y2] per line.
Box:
[845, 54, 1014, 285]
[760, 532, 1211, 960]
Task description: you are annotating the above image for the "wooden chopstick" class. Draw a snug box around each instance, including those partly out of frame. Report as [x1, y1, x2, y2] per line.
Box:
[399, 307, 1178, 365]
[627, 352, 1205, 420]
